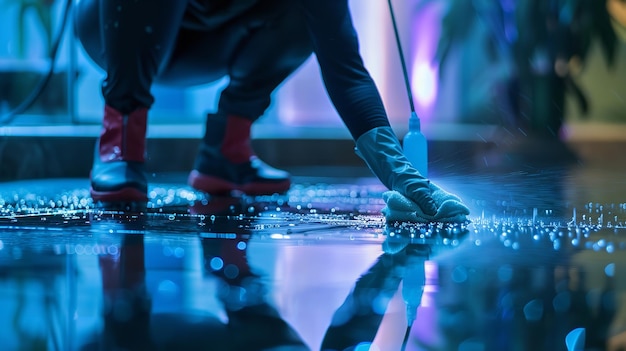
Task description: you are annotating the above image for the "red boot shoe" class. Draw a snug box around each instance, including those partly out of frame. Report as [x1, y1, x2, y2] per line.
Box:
[188, 114, 291, 196]
[90, 106, 148, 202]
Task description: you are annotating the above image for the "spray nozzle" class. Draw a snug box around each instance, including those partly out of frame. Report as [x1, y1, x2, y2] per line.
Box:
[409, 112, 421, 132]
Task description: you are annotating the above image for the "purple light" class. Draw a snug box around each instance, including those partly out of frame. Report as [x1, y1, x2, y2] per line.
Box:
[411, 62, 438, 108]
[410, 2, 443, 122]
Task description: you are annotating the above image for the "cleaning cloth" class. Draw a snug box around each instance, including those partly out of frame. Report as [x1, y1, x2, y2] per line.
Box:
[382, 182, 470, 223]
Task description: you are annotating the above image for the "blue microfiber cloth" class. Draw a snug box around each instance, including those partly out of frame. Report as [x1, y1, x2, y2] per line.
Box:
[382, 182, 470, 223]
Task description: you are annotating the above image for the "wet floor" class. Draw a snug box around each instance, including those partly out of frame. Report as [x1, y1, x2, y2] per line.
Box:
[1, 164, 625, 351]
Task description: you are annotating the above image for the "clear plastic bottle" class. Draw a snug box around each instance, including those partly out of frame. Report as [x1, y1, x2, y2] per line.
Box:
[403, 112, 428, 177]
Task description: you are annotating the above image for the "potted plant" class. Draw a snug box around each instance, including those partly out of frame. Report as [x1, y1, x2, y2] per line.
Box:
[432, 0, 619, 165]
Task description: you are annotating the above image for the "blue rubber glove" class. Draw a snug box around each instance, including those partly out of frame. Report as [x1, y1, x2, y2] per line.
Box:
[355, 126, 437, 216]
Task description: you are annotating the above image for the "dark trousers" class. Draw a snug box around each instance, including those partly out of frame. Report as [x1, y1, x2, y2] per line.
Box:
[74, 0, 313, 120]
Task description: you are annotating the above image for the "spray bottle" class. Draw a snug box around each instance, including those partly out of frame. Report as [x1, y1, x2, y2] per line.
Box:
[387, 0, 429, 177]
[403, 112, 428, 177]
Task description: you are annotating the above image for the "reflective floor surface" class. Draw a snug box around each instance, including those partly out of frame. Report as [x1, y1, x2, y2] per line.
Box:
[1, 164, 625, 351]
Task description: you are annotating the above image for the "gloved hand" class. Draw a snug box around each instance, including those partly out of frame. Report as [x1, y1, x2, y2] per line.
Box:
[355, 126, 437, 216]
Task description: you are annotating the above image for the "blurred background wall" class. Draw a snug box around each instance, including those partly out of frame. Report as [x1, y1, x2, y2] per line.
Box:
[1, 0, 624, 131]
[0, 0, 624, 179]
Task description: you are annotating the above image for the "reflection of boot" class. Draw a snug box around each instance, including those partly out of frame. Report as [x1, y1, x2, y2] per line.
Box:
[188, 113, 290, 195]
[201, 236, 308, 350]
[90, 106, 148, 202]
[100, 234, 154, 349]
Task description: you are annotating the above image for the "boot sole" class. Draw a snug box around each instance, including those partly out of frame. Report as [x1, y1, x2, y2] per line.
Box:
[90, 187, 148, 202]
[188, 170, 291, 195]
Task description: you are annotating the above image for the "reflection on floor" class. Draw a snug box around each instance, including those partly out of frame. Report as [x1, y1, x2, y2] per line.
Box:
[0, 164, 625, 351]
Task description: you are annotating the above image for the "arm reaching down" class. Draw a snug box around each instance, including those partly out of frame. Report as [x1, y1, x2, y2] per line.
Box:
[355, 126, 437, 216]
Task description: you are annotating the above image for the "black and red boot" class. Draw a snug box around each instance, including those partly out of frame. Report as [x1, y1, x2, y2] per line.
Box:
[188, 113, 291, 196]
[90, 105, 148, 202]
